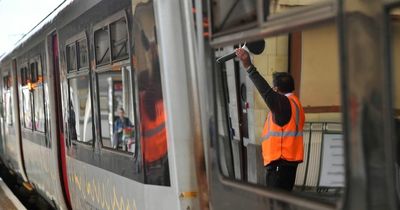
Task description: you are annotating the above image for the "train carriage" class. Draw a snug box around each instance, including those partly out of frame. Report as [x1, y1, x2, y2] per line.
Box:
[0, 0, 399, 210]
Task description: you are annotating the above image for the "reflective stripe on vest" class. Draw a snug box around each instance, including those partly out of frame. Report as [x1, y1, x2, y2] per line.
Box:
[259, 98, 302, 142]
[143, 122, 166, 138]
[260, 131, 303, 141]
[140, 93, 168, 163]
[261, 94, 304, 166]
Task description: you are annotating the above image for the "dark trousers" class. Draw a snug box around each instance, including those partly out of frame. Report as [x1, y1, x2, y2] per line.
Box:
[265, 164, 298, 191]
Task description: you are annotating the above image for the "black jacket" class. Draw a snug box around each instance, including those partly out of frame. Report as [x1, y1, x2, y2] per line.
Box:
[247, 65, 292, 126]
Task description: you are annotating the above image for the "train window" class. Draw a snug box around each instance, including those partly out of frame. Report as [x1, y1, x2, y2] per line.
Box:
[22, 85, 32, 129]
[95, 26, 111, 65]
[33, 58, 45, 132]
[68, 75, 93, 143]
[77, 39, 89, 69]
[133, 0, 170, 186]
[21, 67, 29, 86]
[3, 74, 12, 125]
[97, 67, 135, 152]
[214, 23, 344, 202]
[30, 62, 38, 83]
[110, 18, 129, 61]
[3, 76, 10, 90]
[5, 89, 12, 126]
[19, 64, 33, 129]
[210, 0, 333, 37]
[67, 43, 77, 72]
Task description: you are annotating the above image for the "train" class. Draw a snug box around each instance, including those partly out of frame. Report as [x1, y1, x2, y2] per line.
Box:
[0, 0, 399, 210]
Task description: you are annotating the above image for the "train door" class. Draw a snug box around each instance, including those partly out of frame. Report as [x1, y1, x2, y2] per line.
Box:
[3, 59, 29, 182]
[48, 32, 72, 209]
[0, 64, 13, 164]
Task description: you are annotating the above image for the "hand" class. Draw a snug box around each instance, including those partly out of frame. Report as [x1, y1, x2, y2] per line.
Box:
[235, 48, 252, 69]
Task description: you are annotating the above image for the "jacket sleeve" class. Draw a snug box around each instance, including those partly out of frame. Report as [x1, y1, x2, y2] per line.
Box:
[247, 65, 292, 126]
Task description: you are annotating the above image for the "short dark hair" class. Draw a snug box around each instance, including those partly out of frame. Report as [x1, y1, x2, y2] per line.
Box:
[272, 72, 295, 94]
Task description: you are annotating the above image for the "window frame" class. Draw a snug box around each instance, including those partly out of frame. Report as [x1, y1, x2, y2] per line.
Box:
[18, 60, 33, 130]
[2, 69, 13, 126]
[93, 11, 136, 156]
[30, 55, 46, 133]
[66, 32, 95, 147]
[66, 33, 89, 72]
[93, 11, 130, 67]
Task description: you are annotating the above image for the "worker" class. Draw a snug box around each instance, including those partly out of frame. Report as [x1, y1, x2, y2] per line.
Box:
[236, 48, 305, 191]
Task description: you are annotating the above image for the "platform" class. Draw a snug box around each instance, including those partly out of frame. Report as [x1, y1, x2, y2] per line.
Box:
[0, 178, 26, 210]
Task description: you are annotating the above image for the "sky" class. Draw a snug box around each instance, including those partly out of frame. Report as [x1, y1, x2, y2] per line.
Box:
[0, 0, 66, 57]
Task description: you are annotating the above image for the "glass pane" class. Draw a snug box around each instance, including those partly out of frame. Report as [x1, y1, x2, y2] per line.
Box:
[5, 91, 12, 125]
[98, 68, 135, 152]
[95, 27, 110, 65]
[211, 0, 257, 34]
[34, 83, 45, 132]
[30, 62, 38, 83]
[211, 0, 332, 36]
[68, 76, 93, 143]
[133, 0, 169, 186]
[110, 18, 129, 61]
[268, 0, 330, 15]
[213, 23, 344, 202]
[3, 76, 9, 89]
[78, 39, 89, 69]
[22, 88, 32, 129]
[67, 44, 77, 71]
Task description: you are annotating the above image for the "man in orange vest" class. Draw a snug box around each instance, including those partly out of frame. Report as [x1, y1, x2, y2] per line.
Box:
[236, 48, 305, 191]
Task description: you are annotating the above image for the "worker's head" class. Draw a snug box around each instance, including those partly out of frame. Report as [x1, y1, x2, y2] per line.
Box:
[272, 72, 295, 94]
[118, 107, 125, 119]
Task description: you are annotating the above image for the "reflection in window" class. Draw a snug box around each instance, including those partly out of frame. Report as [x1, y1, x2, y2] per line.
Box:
[21, 67, 29, 86]
[3, 75, 13, 125]
[68, 76, 93, 143]
[98, 67, 135, 152]
[4, 91, 13, 125]
[133, 0, 169, 186]
[22, 88, 32, 129]
[34, 83, 45, 132]
[67, 44, 77, 71]
[30, 62, 38, 83]
[77, 39, 89, 69]
[110, 19, 128, 61]
[95, 27, 110, 65]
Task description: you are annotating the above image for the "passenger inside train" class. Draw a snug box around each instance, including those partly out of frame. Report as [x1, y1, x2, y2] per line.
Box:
[133, 2, 169, 186]
[112, 107, 133, 149]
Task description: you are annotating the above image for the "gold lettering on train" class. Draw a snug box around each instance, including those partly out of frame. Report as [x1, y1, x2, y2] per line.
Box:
[70, 172, 137, 210]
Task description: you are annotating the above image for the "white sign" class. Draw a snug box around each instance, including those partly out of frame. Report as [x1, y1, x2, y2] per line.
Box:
[319, 133, 345, 187]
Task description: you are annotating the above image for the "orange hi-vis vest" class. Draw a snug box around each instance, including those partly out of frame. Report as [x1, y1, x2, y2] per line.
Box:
[140, 95, 167, 163]
[260, 94, 305, 166]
